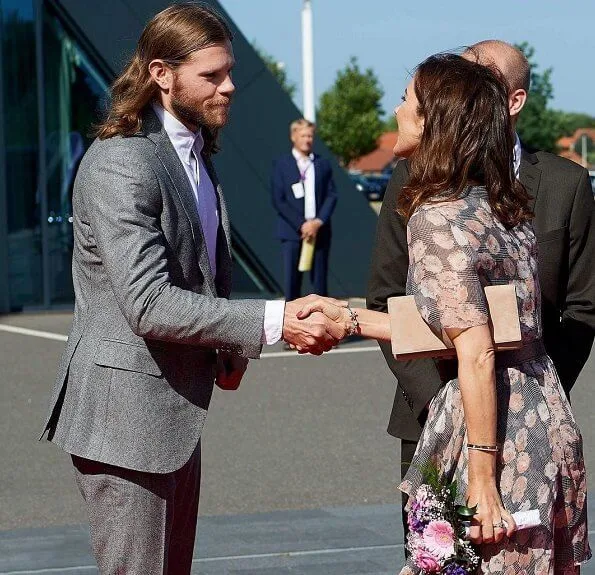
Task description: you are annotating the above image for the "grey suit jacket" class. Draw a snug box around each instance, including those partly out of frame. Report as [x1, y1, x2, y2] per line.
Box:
[42, 108, 266, 473]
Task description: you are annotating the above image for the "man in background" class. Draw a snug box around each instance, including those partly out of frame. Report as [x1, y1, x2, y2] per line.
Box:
[271, 119, 338, 303]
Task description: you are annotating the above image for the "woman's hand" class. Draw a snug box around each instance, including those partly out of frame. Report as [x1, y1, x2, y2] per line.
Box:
[466, 476, 516, 544]
[292, 296, 352, 352]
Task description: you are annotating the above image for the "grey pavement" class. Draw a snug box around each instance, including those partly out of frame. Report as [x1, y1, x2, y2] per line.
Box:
[1, 311, 595, 573]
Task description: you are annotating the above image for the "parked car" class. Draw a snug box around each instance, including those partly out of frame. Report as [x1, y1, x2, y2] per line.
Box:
[365, 173, 392, 195]
[348, 173, 385, 201]
[589, 171, 595, 197]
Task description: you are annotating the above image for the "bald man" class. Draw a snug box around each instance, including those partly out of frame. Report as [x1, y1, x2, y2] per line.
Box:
[366, 40, 595, 543]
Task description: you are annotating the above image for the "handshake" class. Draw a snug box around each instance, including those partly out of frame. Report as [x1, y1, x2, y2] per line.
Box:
[281, 294, 357, 355]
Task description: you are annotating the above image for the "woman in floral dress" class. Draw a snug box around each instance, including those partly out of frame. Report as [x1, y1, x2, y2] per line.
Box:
[298, 54, 590, 573]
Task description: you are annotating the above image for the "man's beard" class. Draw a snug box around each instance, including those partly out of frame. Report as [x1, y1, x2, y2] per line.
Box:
[170, 85, 231, 131]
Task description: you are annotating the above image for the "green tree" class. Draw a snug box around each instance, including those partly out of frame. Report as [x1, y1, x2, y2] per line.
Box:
[384, 114, 398, 132]
[515, 42, 561, 152]
[553, 111, 595, 136]
[252, 42, 296, 99]
[317, 57, 384, 166]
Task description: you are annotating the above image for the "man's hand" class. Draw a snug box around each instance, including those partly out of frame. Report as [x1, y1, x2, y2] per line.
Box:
[215, 351, 248, 390]
[283, 294, 349, 354]
[300, 218, 323, 240]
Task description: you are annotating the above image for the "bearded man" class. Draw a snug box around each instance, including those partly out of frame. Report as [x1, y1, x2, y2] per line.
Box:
[41, 4, 345, 573]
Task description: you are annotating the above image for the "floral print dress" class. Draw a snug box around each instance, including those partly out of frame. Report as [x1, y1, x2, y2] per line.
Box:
[398, 187, 590, 574]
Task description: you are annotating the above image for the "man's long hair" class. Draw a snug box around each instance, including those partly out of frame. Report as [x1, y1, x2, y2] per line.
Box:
[397, 53, 532, 228]
[95, 2, 232, 154]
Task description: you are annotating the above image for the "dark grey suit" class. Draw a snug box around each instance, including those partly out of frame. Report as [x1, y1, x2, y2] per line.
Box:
[366, 148, 595, 541]
[42, 108, 266, 573]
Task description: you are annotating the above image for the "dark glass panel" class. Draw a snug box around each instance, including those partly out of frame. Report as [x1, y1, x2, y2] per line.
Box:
[43, 7, 108, 304]
[0, 0, 42, 309]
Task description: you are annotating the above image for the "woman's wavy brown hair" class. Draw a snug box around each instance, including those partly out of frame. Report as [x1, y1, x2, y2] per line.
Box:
[397, 53, 532, 228]
[95, 2, 232, 154]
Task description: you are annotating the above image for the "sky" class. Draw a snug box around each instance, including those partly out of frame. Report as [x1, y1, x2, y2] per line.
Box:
[219, 0, 595, 121]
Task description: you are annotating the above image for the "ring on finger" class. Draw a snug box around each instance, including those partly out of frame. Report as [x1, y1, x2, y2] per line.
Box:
[492, 521, 505, 529]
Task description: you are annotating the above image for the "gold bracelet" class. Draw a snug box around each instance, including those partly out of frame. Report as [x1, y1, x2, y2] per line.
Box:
[467, 443, 499, 452]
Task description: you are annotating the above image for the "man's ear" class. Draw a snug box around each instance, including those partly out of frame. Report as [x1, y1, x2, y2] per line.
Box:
[148, 59, 172, 91]
[509, 88, 527, 119]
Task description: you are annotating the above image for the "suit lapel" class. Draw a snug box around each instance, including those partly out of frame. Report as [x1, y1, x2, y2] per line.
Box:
[519, 149, 542, 212]
[143, 108, 216, 292]
[289, 154, 301, 185]
[203, 155, 232, 297]
[313, 155, 321, 208]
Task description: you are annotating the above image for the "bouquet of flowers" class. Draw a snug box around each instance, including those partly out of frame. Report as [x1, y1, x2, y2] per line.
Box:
[406, 465, 480, 574]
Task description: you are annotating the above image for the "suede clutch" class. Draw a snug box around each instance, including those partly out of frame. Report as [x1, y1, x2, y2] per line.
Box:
[387, 284, 522, 361]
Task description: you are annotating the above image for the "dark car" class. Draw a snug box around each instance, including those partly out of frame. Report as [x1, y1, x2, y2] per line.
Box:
[365, 173, 391, 195]
[348, 173, 385, 201]
[590, 171, 595, 197]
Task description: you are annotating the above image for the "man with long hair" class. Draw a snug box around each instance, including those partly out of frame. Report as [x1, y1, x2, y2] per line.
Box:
[367, 40, 595, 547]
[41, 4, 345, 572]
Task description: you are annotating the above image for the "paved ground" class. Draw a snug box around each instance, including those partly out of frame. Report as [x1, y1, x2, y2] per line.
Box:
[1, 311, 594, 573]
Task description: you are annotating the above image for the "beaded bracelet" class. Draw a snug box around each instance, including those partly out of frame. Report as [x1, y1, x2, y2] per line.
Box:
[345, 304, 360, 337]
[467, 443, 499, 452]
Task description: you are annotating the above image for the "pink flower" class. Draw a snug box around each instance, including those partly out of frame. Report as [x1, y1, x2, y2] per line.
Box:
[426, 209, 447, 226]
[423, 254, 443, 274]
[466, 219, 485, 234]
[433, 231, 455, 250]
[476, 208, 493, 225]
[413, 548, 440, 573]
[500, 465, 514, 495]
[524, 409, 537, 428]
[447, 250, 470, 271]
[503, 258, 516, 276]
[486, 234, 501, 255]
[509, 392, 524, 414]
[464, 231, 481, 249]
[411, 240, 427, 262]
[515, 428, 528, 451]
[516, 452, 531, 474]
[502, 439, 516, 464]
[512, 475, 528, 503]
[422, 520, 455, 559]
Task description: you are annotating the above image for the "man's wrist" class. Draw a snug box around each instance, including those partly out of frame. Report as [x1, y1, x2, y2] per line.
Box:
[263, 300, 286, 345]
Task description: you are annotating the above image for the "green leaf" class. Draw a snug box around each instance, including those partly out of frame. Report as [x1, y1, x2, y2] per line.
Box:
[456, 504, 477, 518]
[448, 479, 458, 501]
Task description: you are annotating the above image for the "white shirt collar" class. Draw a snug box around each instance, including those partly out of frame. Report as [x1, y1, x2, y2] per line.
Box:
[292, 148, 314, 162]
[513, 132, 522, 178]
[152, 102, 204, 165]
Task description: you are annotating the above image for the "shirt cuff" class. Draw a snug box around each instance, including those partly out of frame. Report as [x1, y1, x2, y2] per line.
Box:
[263, 300, 285, 345]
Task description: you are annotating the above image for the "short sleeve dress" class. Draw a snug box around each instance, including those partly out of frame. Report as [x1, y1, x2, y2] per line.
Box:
[398, 187, 590, 575]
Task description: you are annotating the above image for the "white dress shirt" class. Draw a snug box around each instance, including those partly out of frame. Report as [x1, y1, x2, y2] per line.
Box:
[153, 102, 284, 346]
[292, 148, 316, 220]
[514, 132, 522, 178]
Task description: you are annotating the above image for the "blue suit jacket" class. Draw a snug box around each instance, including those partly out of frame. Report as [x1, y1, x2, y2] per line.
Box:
[270, 153, 337, 242]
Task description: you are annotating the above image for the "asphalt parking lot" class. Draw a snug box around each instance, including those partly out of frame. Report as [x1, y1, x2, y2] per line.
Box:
[1, 311, 594, 573]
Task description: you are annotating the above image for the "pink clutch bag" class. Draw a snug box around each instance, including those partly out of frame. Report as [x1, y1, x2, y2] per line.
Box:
[387, 284, 522, 361]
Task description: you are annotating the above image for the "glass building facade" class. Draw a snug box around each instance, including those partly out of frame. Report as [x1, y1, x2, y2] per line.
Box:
[0, 0, 275, 313]
[0, 0, 108, 311]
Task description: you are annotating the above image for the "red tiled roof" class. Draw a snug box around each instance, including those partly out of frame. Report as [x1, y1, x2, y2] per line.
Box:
[557, 136, 575, 150]
[559, 149, 588, 167]
[349, 131, 397, 173]
[556, 128, 595, 151]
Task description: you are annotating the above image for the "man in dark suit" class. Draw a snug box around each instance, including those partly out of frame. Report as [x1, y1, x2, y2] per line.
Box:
[366, 39, 595, 539]
[271, 118, 338, 301]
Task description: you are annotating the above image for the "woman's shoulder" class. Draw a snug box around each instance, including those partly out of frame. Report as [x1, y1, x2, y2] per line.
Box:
[411, 190, 491, 227]
[410, 197, 470, 228]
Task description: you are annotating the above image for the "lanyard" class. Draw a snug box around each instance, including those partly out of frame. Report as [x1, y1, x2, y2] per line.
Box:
[298, 158, 313, 182]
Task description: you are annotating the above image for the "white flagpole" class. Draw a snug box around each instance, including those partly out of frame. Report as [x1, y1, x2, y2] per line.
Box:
[301, 0, 315, 122]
